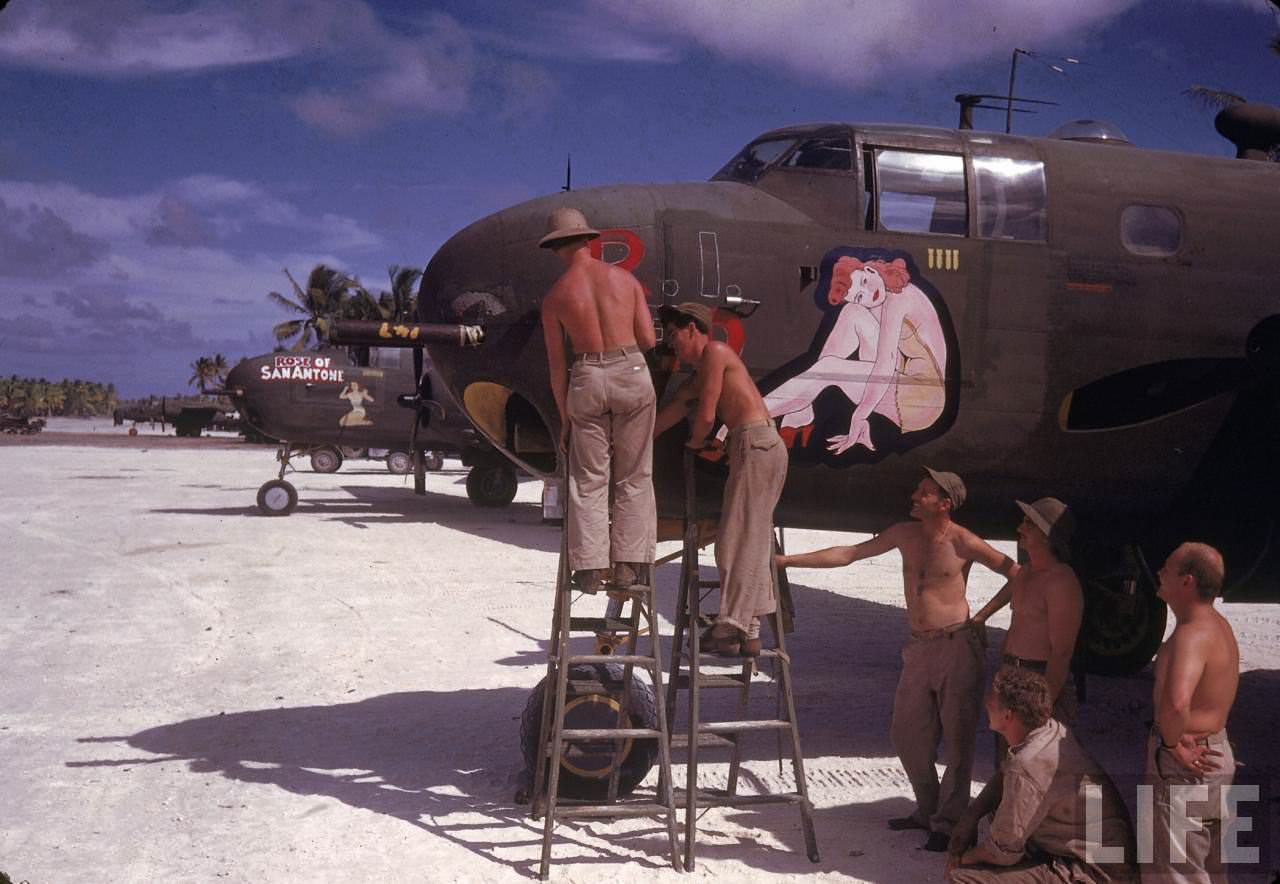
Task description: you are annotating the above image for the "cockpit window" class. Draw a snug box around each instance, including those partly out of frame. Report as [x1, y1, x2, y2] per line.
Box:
[973, 156, 1047, 241]
[783, 136, 853, 171]
[868, 149, 967, 236]
[712, 137, 796, 183]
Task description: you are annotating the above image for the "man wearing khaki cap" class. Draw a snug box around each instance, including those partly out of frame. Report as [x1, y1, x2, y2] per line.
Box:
[654, 301, 784, 656]
[778, 468, 1018, 850]
[540, 207, 657, 594]
[971, 497, 1084, 719]
[951, 498, 1087, 863]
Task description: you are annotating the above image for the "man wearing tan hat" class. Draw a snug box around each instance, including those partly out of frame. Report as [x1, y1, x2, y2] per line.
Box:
[950, 498, 1087, 862]
[654, 301, 784, 656]
[540, 207, 657, 593]
[778, 468, 1018, 850]
[971, 497, 1083, 719]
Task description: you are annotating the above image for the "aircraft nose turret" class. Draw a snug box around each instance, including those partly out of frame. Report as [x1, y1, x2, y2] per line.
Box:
[416, 199, 564, 478]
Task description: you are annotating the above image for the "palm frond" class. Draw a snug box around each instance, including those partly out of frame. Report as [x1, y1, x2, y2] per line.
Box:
[272, 319, 306, 341]
[1183, 86, 1247, 110]
[268, 290, 307, 315]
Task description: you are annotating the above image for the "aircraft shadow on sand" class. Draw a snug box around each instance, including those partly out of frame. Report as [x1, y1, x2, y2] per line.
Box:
[148, 482, 558, 554]
[69, 575, 1279, 878]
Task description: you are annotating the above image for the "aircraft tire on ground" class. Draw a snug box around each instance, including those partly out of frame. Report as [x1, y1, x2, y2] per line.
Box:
[1077, 546, 1167, 676]
[424, 451, 445, 471]
[466, 464, 517, 507]
[386, 451, 413, 475]
[310, 447, 343, 474]
[517, 662, 657, 802]
[256, 479, 298, 516]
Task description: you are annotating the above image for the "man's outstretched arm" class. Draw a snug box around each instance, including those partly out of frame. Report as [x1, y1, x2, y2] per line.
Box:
[777, 525, 902, 569]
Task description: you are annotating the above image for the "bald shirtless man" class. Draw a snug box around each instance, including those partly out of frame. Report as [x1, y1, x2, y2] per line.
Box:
[655, 301, 784, 656]
[1145, 542, 1239, 883]
[777, 469, 1019, 850]
[540, 207, 657, 593]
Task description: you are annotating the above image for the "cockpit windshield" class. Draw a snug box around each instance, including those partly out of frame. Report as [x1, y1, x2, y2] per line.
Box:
[711, 137, 796, 183]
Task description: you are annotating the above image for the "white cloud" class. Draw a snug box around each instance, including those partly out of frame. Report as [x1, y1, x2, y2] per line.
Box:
[586, 0, 1147, 88]
[0, 1, 553, 136]
[0, 1, 307, 75]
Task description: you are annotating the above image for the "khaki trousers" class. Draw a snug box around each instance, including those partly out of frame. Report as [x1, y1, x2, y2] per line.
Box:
[1142, 729, 1235, 884]
[714, 421, 786, 633]
[566, 349, 656, 571]
[891, 624, 985, 835]
[951, 854, 1136, 883]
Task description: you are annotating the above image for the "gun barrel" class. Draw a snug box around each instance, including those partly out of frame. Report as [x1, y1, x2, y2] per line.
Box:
[329, 320, 484, 348]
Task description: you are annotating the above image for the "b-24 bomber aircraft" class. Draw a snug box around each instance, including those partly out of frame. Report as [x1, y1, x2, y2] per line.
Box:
[222, 345, 520, 515]
[409, 102, 1280, 676]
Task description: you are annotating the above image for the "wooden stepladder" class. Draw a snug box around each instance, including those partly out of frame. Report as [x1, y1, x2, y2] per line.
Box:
[663, 449, 820, 870]
[529, 528, 682, 878]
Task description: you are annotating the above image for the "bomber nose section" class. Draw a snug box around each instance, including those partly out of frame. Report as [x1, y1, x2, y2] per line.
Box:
[418, 186, 669, 479]
[418, 208, 558, 477]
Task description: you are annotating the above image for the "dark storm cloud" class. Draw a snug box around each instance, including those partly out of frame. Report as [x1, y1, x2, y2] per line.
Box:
[0, 196, 109, 277]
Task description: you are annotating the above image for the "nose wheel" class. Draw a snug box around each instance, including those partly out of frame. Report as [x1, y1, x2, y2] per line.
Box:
[466, 463, 518, 507]
[256, 478, 298, 516]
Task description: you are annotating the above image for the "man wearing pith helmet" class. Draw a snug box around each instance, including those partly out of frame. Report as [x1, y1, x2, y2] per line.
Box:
[539, 207, 657, 594]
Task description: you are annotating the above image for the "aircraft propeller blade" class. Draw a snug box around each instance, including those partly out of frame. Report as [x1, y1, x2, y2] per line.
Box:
[412, 345, 426, 495]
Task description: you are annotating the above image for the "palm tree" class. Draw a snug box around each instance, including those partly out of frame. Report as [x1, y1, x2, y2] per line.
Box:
[268, 264, 356, 351]
[385, 264, 421, 321]
[1186, 0, 1279, 110]
[189, 356, 213, 390]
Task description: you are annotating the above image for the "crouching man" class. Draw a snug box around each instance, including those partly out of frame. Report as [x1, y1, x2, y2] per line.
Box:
[948, 667, 1137, 883]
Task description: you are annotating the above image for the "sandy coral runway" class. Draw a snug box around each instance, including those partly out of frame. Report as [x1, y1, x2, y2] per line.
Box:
[1, 426, 1276, 882]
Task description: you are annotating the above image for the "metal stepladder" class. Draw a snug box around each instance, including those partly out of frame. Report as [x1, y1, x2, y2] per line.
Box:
[529, 509, 682, 878]
[664, 449, 820, 870]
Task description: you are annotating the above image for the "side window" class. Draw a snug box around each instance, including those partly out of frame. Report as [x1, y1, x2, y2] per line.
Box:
[1121, 205, 1182, 257]
[973, 156, 1047, 241]
[783, 136, 853, 171]
[869, 149, 967, 236]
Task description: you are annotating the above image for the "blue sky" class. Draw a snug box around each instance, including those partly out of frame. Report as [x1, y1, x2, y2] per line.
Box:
[0, 0, 1276, 398]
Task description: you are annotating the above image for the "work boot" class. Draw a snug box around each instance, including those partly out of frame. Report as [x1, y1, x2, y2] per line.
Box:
[887, 816, 928, 831]
[571, 568, 608, 594]
[612, 561, 642, 588]
[922, 832, 950, 852]
[699, 622, 742, 657]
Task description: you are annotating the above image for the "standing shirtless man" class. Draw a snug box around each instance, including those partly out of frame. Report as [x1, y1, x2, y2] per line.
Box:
[655, 301, 785, 656]
[1145, 542, 1239, 883]
[777, 469, 1018, 850]
[540, 207, 657, 593]
[971, 498, 1084, 719]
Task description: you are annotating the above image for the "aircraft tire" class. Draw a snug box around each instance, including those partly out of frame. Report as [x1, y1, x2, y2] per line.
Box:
[518, 663, 657, 801]
[1077, 568, 1167, 676]
[256, 479, 298, 516]
[466, 464, 517, 507]
[386, 451, 413, 475]
[424, 451, 445, 472]
[310, 447, 343, 474]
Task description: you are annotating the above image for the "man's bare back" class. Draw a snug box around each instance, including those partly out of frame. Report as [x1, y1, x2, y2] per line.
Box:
[543, 256, 653, 354]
